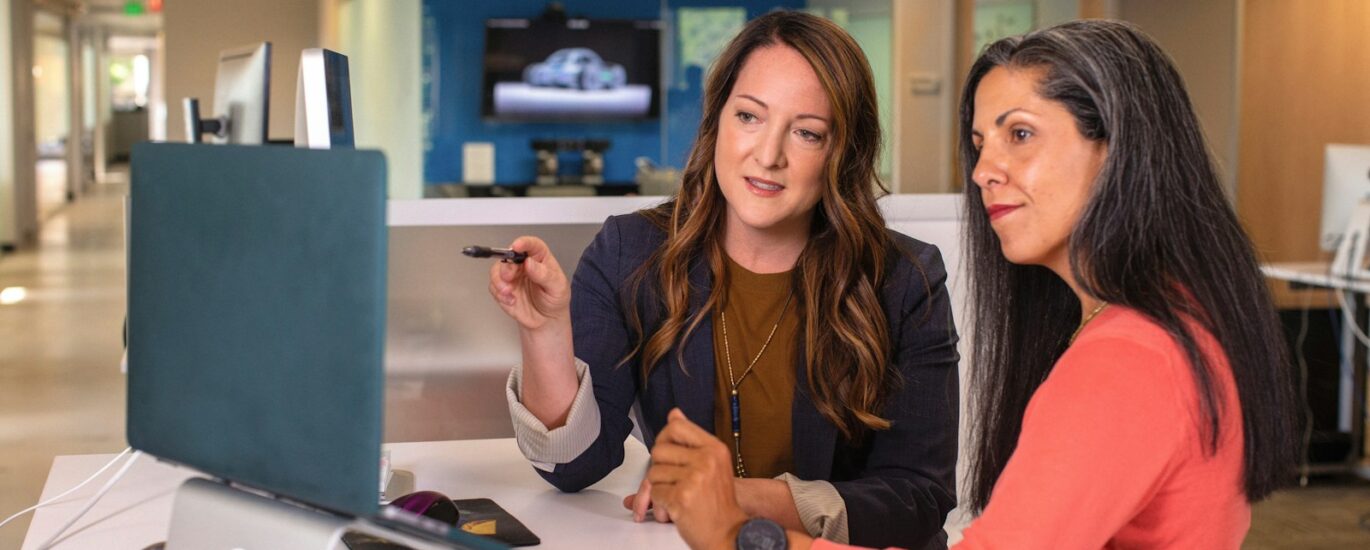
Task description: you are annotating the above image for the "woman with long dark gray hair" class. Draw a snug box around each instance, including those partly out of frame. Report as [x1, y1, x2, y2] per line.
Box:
[642, 19, 1296, 549]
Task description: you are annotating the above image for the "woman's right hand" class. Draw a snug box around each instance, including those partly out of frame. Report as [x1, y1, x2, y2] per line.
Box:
[488, 236, 570, 332]
[488, 236, 577, 429]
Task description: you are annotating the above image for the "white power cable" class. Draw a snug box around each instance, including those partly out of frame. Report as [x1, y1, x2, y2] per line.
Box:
[0, 447, 132, 531]
[1334, 287, 1370, 348]
[1295, 290, 1314, 486]
[36, 450, 143, 550]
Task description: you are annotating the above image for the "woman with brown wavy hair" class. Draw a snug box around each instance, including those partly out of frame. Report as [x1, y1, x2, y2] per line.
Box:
[487, 10, 959, 548]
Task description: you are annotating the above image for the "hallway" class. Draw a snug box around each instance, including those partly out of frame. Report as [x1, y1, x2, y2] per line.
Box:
[0, 179, 127, 549]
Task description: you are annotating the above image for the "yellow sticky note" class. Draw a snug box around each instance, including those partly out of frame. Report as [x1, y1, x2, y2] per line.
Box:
[461, 519, 497, 536]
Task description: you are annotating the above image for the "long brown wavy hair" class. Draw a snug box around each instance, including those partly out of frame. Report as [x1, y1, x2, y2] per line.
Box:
[623, 10, 897, 440]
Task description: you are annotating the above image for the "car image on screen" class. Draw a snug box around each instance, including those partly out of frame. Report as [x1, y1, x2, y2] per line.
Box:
[522, 48, 628, 91]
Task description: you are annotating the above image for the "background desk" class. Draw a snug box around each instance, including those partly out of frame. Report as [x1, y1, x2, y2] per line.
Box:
[1262, 261, 1370, 477]
[23, 438, 683, 549]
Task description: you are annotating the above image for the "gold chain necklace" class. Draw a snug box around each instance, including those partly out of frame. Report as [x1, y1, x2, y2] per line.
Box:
[1069, 302, 1110, 345]
[720, 291, 793, 478]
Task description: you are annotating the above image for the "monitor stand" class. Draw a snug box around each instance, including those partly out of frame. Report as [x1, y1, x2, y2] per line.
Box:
[166, 478, 350, 549]
[181, 98, 228, 144]
[165, 478, 460, 550]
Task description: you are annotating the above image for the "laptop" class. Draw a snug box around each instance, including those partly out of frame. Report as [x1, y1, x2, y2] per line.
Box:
[126, 142, 500, 549]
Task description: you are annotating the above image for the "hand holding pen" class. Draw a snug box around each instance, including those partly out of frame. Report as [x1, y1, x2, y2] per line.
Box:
[475, 237, 570, 332]
[473, 242, 580, 430]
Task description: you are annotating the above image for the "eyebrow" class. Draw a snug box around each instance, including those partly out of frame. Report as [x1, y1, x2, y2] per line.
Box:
[994, 108, 1026, 127]
[737, 94, 830, 124]
[971, 108, 1029, 137]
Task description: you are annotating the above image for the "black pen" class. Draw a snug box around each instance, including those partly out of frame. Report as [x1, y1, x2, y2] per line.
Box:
[462, 245, 528, 264]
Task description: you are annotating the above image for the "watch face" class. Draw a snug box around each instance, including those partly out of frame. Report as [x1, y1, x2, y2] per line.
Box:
[737, 518, 788, 550]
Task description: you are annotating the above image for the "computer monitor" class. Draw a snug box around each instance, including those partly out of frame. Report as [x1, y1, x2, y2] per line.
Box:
[184, 42, 272, 144]
[295, 48, 355, 149]
[127, 142, 387, 519]
[1319, 144, 1370, 251]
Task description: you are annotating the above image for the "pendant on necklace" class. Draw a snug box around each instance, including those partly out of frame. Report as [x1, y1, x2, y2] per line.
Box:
[730, 390, 746, 477]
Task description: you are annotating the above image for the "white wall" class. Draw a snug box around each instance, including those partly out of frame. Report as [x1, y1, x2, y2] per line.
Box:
[2, 0, 36, 247]
[335, 0, 423, 200]
[163, 0, 320, 142]
[66, 22, 84, 196]
[147, 32, 165, 142]
[33, 14, 68, 149]
[91, 26, 108, 184]
[82, 37, 95, 132]
[0, 0, 14, 247]
[892, 0, 955, 194]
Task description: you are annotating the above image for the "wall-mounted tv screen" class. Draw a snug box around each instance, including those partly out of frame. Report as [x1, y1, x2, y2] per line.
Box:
[482, 18, 662, 121]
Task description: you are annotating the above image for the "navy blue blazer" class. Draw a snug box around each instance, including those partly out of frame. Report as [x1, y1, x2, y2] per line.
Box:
[541, 213, 960, 549]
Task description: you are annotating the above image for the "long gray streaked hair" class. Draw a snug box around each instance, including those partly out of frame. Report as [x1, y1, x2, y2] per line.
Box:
[959, 20, 1297, 513]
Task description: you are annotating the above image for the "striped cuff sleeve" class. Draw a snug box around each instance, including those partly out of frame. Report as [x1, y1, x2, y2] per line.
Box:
[777, 473, 849, 543]
[506, 358, 602, 471]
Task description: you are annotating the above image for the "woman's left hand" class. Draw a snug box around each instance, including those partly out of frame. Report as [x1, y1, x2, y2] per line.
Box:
[647, 408, 749, 550]
[622, 476, 672, 523]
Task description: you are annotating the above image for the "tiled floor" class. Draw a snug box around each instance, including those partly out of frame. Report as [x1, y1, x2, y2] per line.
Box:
[1247, 477, 1370, 549]
[2, 176, 1370, 548]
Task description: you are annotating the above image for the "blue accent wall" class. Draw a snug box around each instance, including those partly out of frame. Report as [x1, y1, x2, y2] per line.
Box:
[422, 0, 805, 186]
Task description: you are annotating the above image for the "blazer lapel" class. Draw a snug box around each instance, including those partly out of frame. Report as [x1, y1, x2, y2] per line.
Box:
[792, 358, 837, 479]
[667, 256, 716, 433]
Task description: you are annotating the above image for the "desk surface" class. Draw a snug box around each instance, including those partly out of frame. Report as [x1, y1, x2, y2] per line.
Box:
[1262, 261, 1370, 293]
[23, 438, 684, 549]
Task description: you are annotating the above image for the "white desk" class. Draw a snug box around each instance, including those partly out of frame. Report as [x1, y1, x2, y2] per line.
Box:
[23, 438, 684, 549]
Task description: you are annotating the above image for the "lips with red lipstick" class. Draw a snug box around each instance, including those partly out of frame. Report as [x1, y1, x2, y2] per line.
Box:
[746, 176, 785, 195]
[986, 204, 1020, 221]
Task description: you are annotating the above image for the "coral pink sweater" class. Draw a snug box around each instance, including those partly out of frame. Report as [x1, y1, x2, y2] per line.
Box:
[814, 306, 1249, 550]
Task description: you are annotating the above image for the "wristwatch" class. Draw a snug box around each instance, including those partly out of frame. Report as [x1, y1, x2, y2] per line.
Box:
[735, 517, 788, 550]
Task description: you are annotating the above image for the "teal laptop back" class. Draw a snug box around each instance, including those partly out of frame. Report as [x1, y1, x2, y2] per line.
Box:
[127, 142, 387, 518]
